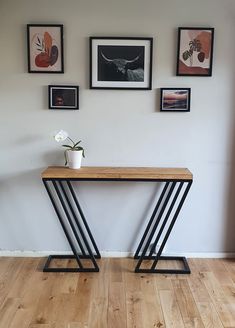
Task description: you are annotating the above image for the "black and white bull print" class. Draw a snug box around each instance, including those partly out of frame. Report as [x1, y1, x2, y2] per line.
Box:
[99, 51, 144, 82]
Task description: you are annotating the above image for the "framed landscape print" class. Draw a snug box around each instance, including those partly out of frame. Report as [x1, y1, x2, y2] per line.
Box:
[27, 24, 64, 73]
[176, 27, 214, 76]
[90, 37, 153, 90]
[160, 88, 191, 112]
[48, 85, 79, 110]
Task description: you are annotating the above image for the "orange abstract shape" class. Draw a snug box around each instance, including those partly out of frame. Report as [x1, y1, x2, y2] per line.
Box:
[178, 60, 209, 75]
[35, 52, 50, 67]
[193, 31, 211, 59]
[44, 32, 52, 56]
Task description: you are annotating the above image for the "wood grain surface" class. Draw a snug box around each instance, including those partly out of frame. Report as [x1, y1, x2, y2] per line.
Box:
[0, 257, 234, 328]
[42, 166, 193, 180]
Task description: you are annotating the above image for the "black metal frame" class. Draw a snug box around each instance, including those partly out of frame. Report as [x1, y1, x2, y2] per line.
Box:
[176, 27, 214, 77]
[27, 24, 64, 73]
[160, 88, 191, 112]
[42, 176, 192, 274]
[42, 179, 100, 272]
[89, 37, 153, 90]
[134, 180, 192, 274]
[48, 85, 79, 110]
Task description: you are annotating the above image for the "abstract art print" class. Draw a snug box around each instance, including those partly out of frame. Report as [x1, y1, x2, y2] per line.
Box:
[160, 88, 191, 112]
[90, 37, 153, 89]
[176, 27, 214, 76]
[48, 86, 79, 110]
[27, 24, 64, 73]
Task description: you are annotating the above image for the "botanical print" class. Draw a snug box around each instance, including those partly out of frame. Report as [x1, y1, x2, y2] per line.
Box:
[27, 25, 63, 72]
[33, 31, 59, 68]
[177, 28, 214, 76]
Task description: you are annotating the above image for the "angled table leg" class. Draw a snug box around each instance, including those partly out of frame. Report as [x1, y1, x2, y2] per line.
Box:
[134, 180, 192, 274]
[42, 179, 100, 272]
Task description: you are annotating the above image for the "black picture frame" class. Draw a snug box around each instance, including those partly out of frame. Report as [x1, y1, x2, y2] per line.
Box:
[90, 37, 153, 90]
[27, 24, 64, 73]
[176, 27, 214, 76]
[48, 85, 79, 110]
[160, 88, 191, 112]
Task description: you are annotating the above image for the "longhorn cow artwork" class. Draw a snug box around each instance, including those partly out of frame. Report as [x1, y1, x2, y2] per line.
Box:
[90, 37, 153, 90]
[98, 45, 144, 82]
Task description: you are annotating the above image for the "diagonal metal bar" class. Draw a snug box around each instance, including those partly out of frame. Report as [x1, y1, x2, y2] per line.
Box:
[43, 180, 83, 269]
[135, 182, 176, 271]
[150, 181, 192, 270]
[52, 181, 86, 268]
[149, 182, 184, 257]
[134, 182, 170, 259]
[53, 181, 99, 271]
[59, 181, 99, 269]
[67, 181, 101, 258]
[58, 181, 86, 256]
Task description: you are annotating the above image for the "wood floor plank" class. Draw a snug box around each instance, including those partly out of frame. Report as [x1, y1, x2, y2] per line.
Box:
[187, 275, 212, 303]
[159, 289, 184, 328]
[124, 270, 143, 328]
[0, 297, 21, 328]
[221, 259, 235, 286]
[87, 259, 109, 328]
[8, 258, 40, 298]
[51, 272, 95, 325]
[172, 279, 204, 328]
[29, 324, 65, 328]
[29, 273, 65, 325]
[107, 258, 127, 328]
[201, 271, 235, 327]
[141, 275, 165, 328]
[0, 257, 234, 328]
[9, 271, 49, 328]
[196, 302, 224, 328]
[0, 258, 25, 308]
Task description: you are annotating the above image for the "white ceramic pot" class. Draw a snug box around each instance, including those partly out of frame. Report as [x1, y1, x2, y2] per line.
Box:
[66, 150, 83, 169]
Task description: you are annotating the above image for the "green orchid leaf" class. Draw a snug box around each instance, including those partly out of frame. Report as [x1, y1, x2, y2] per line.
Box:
[182, 50, 190, 61]
[74, 146, 84, 151]
[74, 140, 81, 147]
[62, 145, 73, 149]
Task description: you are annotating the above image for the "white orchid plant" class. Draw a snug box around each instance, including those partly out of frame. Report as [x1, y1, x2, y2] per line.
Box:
[54, 130, 85, 165]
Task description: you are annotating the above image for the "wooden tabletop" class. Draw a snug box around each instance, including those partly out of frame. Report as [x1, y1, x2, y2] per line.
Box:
[42, 166, 193, 180]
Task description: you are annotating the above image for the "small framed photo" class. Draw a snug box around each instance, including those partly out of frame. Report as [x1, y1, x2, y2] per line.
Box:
[160, 88, 191, 112]
[90, 37, 153, 90]
[48, 85, 79, 110]
[27, 24, 64, 73]
[176, 27, 214, 76]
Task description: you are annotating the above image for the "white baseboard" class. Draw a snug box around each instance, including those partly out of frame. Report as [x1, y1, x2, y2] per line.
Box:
[0, 250, 235, 258]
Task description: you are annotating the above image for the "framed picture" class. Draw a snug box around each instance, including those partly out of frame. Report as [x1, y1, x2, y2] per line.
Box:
[90, 37, 153, 90]
[160, 88, 191, 112]
[48, 85, 79, 110]
[176, 27, 214, 76]
[27, 24, 64, 73]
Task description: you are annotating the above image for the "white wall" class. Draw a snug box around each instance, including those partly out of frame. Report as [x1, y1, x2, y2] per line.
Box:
[1, 0, 235, 254]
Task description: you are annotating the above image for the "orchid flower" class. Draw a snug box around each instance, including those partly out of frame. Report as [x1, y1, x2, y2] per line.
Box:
[53, 130, 85, 164]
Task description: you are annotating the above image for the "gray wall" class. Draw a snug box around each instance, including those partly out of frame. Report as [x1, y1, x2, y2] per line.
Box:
[1, 0, 235, 254]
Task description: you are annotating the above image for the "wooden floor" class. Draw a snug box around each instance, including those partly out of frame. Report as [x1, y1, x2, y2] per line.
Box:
[0, 257, 235, 328]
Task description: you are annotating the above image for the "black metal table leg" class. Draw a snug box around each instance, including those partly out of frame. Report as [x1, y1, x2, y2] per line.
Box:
[134, 180, 192, 274]
[42, 179, 100, 272]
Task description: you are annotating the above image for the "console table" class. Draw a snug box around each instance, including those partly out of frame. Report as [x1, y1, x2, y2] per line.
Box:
[42, 166, 193, 274]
